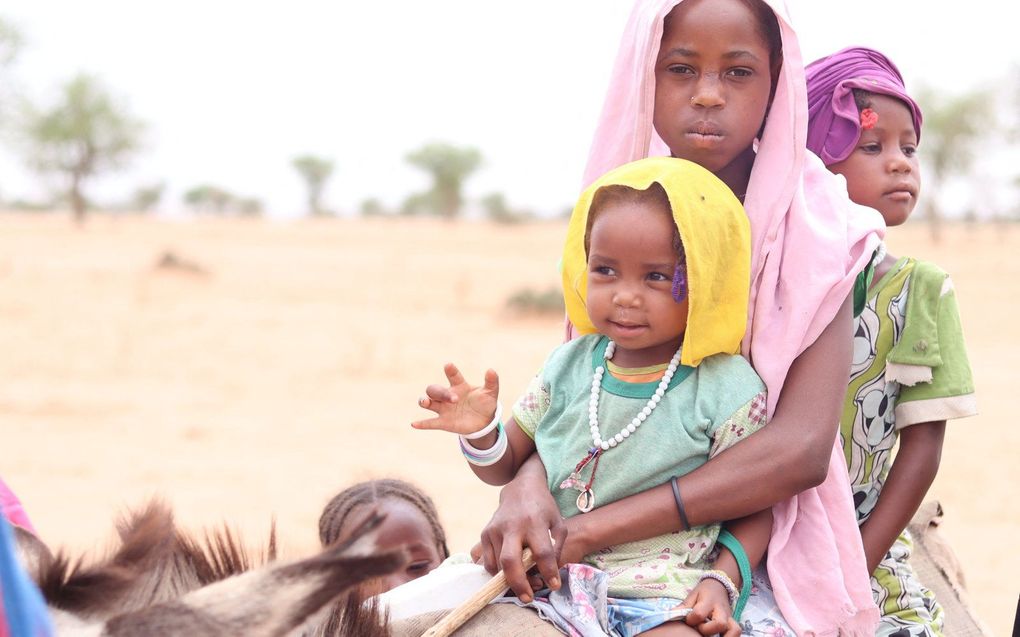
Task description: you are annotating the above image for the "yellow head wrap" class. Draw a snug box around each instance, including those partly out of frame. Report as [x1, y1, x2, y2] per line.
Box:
[562, 157, 750, 367]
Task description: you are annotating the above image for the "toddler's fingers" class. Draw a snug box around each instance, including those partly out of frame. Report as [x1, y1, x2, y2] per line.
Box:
[722, 618, 741, 637]
[410, 416, 453, 432]
[443, 362, 467, 389]
[483, 369, 500, 396]
[424, 384, 456, 404]
[683, 601, 709, 627]
[697, 610, 729, 636]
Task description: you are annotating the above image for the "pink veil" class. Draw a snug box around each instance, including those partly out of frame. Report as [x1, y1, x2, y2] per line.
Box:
[581, 0, 883, 634]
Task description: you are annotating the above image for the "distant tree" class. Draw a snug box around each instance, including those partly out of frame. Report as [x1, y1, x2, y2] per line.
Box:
[291, 154, 334, 216]
[360, 197, 385, 217]
[0, 17, 21, 68]
[0, 17, 24, 195]
[184, 184, 233, 214]
[0, 18, 22, 118]
[23, 73, 144, 223]
[482, 192, 532, 224]
[915, 85, 991, 241]
[405, 142, 481, 218]
[183, 184, 263, 217]
[130, 182, 164, 213]
[235, 196, 263, 217]
[400, 191, 431, 216]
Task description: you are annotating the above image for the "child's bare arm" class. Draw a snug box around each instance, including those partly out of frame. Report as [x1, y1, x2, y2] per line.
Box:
[858, 421, 945, 573]
[412, 363, 536, 485]
[715, 508, 772, 587]
[679, 508, 771, 635]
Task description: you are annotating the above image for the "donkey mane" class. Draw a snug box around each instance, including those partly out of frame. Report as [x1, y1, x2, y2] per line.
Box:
[34, 499, 274, 617]
[24, 498, 401, 636]
[35, 500, 177, 616]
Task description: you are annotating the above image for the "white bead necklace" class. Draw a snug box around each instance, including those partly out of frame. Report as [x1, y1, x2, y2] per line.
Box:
[561, 339, 682, 513]
[589, 340, 682, 450]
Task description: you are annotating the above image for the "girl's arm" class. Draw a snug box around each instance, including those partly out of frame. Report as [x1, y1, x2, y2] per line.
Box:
[480, 295, 854, 597]
[564, 295, 853, 556]
[858, 421, 945, 573]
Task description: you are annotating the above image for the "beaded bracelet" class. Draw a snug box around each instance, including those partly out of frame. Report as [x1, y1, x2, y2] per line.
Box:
[459, 423, 508, 466]
[699, 569, 739, 609]
[461, 403, 503, 440]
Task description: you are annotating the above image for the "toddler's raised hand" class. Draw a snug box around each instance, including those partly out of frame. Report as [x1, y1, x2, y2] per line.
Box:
[412, 363, 500, 436]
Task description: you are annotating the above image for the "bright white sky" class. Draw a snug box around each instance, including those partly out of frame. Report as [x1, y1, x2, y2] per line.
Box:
[1, 1, 1016, 218]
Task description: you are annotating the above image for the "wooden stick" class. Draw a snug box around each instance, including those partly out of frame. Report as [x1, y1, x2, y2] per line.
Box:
[420, 548, 535, 637]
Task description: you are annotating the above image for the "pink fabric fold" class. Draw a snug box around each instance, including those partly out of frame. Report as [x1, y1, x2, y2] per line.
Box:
[579, 1, 883, 634]
[0, 476, 37, 637]
[0, 479, 34, 536]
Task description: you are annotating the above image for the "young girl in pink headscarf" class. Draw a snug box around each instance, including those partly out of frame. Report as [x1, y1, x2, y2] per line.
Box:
[807, 46, 977, 637]
[474, 1, 885, 635]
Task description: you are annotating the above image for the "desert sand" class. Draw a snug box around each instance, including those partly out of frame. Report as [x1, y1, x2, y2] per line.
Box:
[1, 214, 1015, 634]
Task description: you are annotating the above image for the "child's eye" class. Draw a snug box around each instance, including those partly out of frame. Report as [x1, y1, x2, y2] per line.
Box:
[647, 271, 670, 282]
[902, 145, 917, 157]
[592, 265, 615, 276]
[407, 561, 433, 575]
[859, 143, 881, 154]
[666, 64, 695, 76]
[726, 67, 753, 78]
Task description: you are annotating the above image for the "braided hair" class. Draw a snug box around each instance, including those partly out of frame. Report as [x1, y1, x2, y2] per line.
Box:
[318, 478, 450, 560]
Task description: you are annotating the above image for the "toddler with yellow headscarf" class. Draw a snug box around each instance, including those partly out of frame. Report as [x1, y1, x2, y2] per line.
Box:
[414, 157, 770, 637]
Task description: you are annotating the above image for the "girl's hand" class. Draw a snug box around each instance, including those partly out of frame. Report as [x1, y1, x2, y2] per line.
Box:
[469, 455, 567, 601]
[412, 363, 500, 436]
[680, 578, 740, 636]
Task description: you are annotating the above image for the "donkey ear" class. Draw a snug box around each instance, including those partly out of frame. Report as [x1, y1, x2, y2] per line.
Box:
[12, 524, 52, 580]
[100, 509, 407, 637]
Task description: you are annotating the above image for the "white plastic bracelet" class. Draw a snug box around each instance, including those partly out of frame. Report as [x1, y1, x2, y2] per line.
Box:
[460, 425, 508, 466]
[461, 403, 503, 440]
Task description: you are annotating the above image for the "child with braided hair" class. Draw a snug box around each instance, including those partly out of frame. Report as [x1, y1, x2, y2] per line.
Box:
[318, 478, 449, 596]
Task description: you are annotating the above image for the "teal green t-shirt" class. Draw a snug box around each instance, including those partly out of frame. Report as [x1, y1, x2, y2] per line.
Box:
[519, 335, 764, 519]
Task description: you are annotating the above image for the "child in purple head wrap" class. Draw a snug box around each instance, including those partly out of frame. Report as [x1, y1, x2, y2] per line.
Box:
[806, 47, 978, 637]
[806, 47, 922, 166]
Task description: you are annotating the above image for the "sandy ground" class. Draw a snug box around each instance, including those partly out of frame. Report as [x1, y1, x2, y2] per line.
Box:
[1, 214, 1016, 634]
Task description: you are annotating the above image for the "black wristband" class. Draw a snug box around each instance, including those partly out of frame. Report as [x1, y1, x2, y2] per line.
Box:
[670, 476, 690, 531]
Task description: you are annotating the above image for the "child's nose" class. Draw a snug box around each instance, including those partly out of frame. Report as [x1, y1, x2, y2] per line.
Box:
[888, 151, 913, 173]
[690, 72, 725, 108]
[613, 285, 642, 307]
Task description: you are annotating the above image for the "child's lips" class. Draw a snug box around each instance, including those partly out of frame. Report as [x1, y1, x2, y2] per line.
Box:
[884, 185, 917, 202]
[685, 122, 725, 147]
[609, 320, 648, 334]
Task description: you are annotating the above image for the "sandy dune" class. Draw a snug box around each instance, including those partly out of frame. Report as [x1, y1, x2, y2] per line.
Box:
[1, 214, 1015, 634]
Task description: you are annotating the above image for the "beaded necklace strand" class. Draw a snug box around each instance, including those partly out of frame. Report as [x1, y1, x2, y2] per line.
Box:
[559, 340, 682, 513]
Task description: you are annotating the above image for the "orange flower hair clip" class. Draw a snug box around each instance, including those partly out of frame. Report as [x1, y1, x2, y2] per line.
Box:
[860, 108, 878, 130]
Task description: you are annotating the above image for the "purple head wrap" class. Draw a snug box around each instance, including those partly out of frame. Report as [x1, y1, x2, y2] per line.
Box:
[805, 46, 923, 166]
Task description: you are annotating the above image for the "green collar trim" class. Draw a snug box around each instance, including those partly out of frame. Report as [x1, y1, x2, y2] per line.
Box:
[590, 336, 694, 398]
